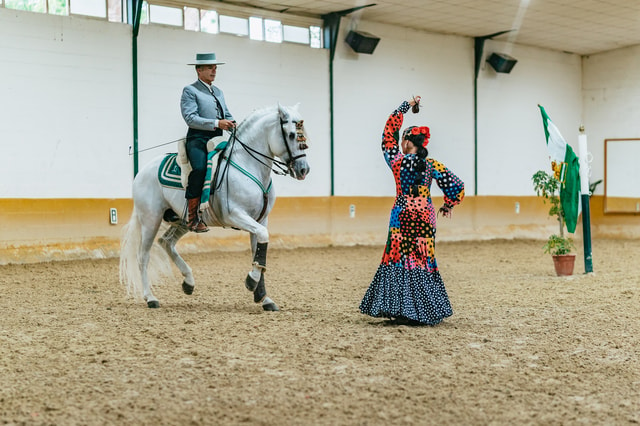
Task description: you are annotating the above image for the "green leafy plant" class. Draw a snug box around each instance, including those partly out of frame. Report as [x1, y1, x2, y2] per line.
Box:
[532, 170, 575, 255]
[542, 233, 575, 256]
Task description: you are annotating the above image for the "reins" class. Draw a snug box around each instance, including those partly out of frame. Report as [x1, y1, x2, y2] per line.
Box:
[210, 113, 307, 223]
[237, 141, 292, 176]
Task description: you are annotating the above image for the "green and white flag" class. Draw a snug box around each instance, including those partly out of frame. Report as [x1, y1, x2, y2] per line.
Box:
[538, 105, 580, 233]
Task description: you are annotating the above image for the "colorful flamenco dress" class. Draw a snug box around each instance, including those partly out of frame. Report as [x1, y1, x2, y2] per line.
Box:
[359, 101, 465, 325]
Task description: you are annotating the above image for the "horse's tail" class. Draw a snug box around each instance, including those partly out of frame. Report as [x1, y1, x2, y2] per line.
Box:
[119, 207, 173, 300]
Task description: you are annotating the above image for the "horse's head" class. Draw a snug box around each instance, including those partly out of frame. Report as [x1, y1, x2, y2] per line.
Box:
[275, 104, 310, 180]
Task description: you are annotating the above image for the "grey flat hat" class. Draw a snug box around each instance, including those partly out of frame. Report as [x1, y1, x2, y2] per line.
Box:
[188, 52, 226, 65]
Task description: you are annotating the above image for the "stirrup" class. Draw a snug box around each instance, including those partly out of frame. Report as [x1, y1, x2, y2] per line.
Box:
[189, 220, 209, 233]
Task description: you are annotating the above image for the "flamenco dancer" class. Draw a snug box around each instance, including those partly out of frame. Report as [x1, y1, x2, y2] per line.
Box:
[360, 96, 465, 326]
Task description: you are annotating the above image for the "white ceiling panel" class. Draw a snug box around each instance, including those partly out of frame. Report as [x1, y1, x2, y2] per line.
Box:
[190, 0, 640, 55]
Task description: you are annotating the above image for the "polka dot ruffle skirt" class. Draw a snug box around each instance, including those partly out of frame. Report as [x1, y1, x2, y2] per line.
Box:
[360, 264, 453, 325]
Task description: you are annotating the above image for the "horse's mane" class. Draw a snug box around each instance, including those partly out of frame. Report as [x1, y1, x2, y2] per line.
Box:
[237, 104, 300, 132]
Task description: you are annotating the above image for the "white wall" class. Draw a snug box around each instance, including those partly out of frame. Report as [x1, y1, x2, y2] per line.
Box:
[478, 40, 582, 196]
[583, 44, 640, 194]
[0, 9, 132, 198]
[2, 7, 632, 201]
[330, 21, 583, 198]
[332, 20, 475, 197]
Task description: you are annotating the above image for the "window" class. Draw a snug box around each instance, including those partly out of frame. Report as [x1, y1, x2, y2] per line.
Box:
[200, 9, 218, 34]
[139, 1, 149, 25]
[5, 0, 46, 13]
[310, 26, 322, 48]
[184, 7, 199, 31]
[283, 25, 309, 44]
[70, 0, 106, 18]
[2, 1, 324, 50]
[219, 14, 248, 36]
[264, 19, 282, 43]
[49, 0, 68, 15]
[249, 16, 263, 41]
[107, 0, 121, 22]
[149, 4, 181, 26]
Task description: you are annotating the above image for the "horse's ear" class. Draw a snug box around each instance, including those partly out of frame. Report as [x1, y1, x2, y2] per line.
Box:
[292, 102, 301, 112]
[278, 103, 289, 121]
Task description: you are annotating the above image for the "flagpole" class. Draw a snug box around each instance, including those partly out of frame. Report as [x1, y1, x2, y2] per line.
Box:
[578, 126, 593, 273]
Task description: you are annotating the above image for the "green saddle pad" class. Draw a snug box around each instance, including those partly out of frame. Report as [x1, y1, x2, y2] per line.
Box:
[157, 141, 228, 204]
[158, 153, 183, 188]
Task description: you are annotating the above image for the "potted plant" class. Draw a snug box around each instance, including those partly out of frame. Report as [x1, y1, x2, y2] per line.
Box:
[532, 169, 576, 276]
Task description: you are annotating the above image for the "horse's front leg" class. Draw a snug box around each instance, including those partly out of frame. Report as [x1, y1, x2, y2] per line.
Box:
[227, 209, 278, 311]
[158, 225, 194, 295]
[247, 233, 278, 311]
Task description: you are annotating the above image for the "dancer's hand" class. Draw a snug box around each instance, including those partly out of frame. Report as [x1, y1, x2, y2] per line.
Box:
[410, 95, 421, 113]
[438, 205, 452, 218]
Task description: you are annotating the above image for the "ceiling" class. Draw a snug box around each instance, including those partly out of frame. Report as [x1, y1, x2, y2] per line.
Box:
[202, 0, 640, 55]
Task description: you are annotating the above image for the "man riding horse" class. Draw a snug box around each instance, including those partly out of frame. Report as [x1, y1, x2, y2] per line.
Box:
[180, 52, 236, 233]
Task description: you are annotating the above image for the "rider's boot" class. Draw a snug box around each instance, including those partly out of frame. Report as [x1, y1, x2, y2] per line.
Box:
[187, 197, 209, 233]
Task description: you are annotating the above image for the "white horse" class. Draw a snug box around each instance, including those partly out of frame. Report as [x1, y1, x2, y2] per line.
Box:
[119, 104, 310, 309]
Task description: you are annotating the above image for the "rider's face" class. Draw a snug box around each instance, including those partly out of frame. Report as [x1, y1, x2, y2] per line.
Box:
[197, 64, 217, 85]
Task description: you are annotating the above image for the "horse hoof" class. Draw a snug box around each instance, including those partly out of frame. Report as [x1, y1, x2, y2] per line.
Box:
[147, 300, 160, 308]
[262, 302, 279, 311]
[245, 274, 259, 292]
[182, 281, 194, 295]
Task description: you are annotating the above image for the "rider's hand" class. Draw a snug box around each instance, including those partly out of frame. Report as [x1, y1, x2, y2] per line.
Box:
[219, 119, 235, 130]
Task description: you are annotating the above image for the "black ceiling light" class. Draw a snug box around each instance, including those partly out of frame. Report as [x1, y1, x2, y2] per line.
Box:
[487, 52, 518, 73]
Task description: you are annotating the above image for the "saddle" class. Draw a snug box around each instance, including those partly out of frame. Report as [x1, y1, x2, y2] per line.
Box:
[176, 135, 227, 190]
[158, 137, 225, 225]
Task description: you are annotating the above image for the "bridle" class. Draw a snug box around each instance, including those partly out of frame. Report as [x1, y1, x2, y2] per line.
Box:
[226, 116, 308, 177]
[279, 119, 308, 176]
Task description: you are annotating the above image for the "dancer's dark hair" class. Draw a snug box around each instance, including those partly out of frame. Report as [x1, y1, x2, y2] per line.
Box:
[405, 132, 428, 174]
[404, 131, 429, 196]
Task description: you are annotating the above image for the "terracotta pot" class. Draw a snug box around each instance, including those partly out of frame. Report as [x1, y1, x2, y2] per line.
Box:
[552, 254, 576, 276]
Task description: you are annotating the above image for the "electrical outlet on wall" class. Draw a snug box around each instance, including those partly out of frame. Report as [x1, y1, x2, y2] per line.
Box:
[110, 208, 118, 225]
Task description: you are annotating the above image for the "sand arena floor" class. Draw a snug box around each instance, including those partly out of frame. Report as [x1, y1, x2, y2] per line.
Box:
[1, 239, 639, 425]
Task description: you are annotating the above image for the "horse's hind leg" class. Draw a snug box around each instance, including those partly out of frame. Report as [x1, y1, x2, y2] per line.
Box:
[139, 219, 162, 308]
[246, 234, 279, 311]
[158, 225, 195, 295]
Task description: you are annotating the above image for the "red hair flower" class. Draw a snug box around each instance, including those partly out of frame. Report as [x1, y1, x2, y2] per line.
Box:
[410, 126, 430, 138]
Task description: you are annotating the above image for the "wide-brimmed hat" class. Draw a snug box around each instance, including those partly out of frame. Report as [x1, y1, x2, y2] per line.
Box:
[188, 53, 226, 65]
